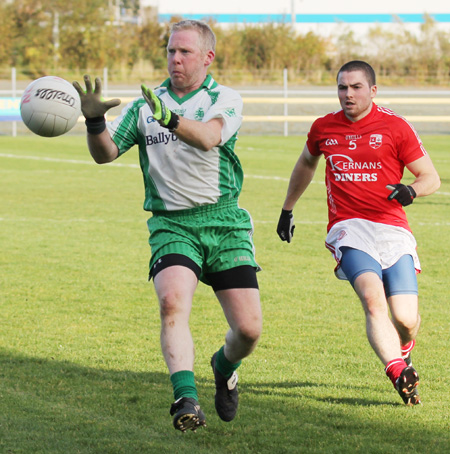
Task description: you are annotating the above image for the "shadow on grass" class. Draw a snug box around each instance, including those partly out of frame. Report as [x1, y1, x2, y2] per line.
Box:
[0, 349, 448, 454]
[236, 381, 397, 406]
[315, 396, 399, 407]
[0, 349, 173, 453]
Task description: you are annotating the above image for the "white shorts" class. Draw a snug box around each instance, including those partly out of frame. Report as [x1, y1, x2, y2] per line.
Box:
[325, 218, 421, 280]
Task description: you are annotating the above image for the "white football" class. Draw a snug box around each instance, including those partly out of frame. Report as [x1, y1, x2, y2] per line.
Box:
[20, 76, 81, 137]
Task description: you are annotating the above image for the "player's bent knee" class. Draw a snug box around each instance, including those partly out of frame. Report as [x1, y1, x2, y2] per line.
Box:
[394, 314, 420, 333]
[158, 291, 189, 318]
[235, 326, 261, 346]
[230, 316, 262, 346]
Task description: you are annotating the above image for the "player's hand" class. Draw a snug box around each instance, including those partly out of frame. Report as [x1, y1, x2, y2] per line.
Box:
[141, 84, 172, 126]
[73, 75, 121, 119]
[277, 209, 295, 243]
[386, 184, 416, 206]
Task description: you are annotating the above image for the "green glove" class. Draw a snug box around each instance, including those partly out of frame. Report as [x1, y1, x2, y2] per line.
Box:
[73, 75, 121, 119]
[141, 84, 180, 131]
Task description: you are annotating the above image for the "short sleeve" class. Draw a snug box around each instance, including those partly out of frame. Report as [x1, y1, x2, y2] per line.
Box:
[306, 117, 325, 156]
[107, 98, 144, 155]
[202, 87, 243, 145]
[392, 117, 428, 166]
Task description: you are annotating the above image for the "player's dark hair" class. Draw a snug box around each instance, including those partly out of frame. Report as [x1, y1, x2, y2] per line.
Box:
[171, 20, 216, 53]
[337, 60, 376, 86]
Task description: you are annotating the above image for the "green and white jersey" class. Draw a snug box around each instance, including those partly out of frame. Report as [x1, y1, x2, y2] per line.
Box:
[107, 75, 244, 212]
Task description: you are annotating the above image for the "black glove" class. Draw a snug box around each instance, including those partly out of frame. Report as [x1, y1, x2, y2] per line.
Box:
[73, 75, 121, 135]
[386, 184, 416, 206]
[73, 75, 121, 119]
[277, 209, 295, 243]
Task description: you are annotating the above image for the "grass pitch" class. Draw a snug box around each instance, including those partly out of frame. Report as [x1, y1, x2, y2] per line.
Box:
[0, 134, 449, 453]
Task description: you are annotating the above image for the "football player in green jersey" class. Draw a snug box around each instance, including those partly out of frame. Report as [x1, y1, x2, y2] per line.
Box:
[74, 20, 262, 431]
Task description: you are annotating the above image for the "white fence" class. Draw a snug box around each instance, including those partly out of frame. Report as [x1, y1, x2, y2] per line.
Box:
[2, 68, 450, 136]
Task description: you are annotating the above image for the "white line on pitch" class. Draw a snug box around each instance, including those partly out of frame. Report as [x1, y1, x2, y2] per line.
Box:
[0, 153, 140, 168]
[0, 153, 446, 193]
[0, 153, 301, 183]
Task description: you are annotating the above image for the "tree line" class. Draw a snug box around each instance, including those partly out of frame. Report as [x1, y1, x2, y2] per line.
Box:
[2, 0, 450, 85]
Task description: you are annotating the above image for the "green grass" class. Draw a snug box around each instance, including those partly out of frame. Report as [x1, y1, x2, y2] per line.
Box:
[0, 134, 449, 453]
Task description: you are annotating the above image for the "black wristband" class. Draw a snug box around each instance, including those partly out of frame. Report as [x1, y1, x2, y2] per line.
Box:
[85, 116, 106, 135]
[166, 112, 180, 132]
[281, 209, 293, 216]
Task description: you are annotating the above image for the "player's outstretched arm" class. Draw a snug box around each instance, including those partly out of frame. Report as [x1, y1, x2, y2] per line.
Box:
[73, 75, 121, 164]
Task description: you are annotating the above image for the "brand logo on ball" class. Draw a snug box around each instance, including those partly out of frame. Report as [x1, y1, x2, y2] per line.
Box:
[35, 88, 77, 107]
[21, 87, 34, 104]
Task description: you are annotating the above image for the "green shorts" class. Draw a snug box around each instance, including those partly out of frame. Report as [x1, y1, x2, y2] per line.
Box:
[147, 199, 259, 285]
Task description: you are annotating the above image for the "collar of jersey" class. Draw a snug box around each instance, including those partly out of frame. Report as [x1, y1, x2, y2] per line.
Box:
[341, 102, 377, 126]
[160, 74, 218, 104]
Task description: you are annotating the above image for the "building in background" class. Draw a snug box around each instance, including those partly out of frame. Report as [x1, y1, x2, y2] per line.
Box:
[141, 0, 450, 37]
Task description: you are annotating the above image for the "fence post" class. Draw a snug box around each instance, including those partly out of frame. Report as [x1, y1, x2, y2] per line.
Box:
[12, 67, 17, 137]
[103, 67, 109, 120]
[283, 68, 288, 137]
[103, 67, 108, 97]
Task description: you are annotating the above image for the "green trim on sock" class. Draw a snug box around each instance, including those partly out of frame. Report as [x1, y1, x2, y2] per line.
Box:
[215, 345, 242, 378]
[170, 370, 198, 401]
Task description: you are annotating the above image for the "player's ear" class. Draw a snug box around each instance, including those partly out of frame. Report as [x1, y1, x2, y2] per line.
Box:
[371, 84, 377, 98]
[205, 49, 215, 66]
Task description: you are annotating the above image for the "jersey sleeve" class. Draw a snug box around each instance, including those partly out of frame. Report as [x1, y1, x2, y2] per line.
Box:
[391, 116, 428, 166]
[202, 87, 243, 145]
[107, 98, 145, 155]
[306, 117, 326, 156]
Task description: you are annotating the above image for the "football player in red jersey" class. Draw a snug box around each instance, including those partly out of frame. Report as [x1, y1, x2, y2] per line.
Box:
[277, 60, 440, 405]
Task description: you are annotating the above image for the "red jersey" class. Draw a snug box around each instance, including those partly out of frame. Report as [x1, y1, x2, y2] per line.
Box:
[306, 103, 427, 232]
